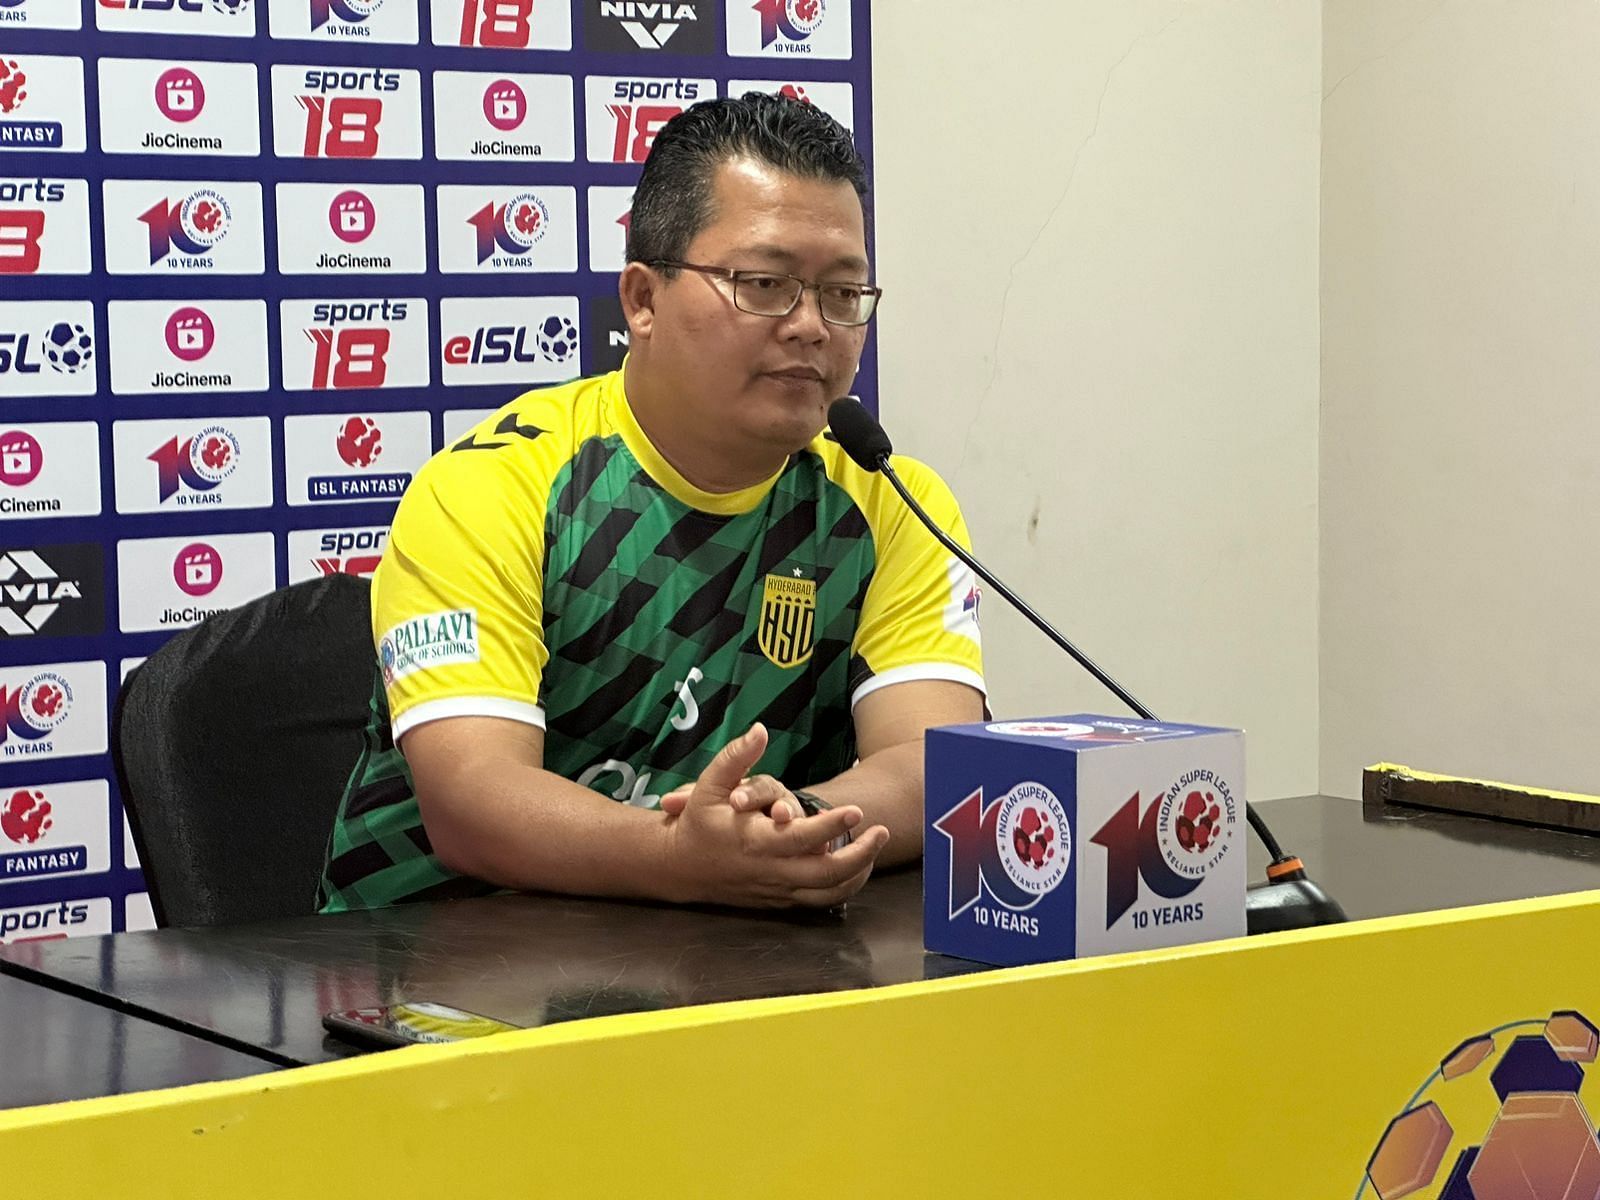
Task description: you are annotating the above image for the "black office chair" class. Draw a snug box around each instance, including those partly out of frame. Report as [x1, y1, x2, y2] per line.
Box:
[112, 574, 375, 928]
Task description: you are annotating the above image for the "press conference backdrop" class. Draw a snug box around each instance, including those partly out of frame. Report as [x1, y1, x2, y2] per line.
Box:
[0, 0, 876, 939]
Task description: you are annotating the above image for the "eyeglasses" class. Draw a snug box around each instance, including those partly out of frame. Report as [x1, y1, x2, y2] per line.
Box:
[652, 260, 882, 327]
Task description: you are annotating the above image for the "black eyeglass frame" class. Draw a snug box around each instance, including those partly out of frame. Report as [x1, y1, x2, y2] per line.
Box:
[650, 259, 883, 327]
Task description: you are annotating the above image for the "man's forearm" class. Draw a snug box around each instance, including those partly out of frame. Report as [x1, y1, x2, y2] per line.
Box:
[416, 757, 689, 902]
[804, 740, 925, 868]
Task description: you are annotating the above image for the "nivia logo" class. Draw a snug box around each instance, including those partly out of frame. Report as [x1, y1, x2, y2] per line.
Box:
[0, 545, 102, 636]
[585, 0, 716, 54]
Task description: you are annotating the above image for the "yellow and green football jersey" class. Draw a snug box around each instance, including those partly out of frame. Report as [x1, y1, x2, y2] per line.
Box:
[318, 369, 985, 912]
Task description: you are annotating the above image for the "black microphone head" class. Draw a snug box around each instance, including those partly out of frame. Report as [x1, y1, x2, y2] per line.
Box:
[827, 398, 893, 472]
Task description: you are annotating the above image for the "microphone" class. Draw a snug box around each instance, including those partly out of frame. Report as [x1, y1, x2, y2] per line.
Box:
[826, 397, 1346, 935]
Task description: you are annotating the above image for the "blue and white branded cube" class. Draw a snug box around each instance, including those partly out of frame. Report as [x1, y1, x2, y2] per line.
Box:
[924, 715, 1247, 967]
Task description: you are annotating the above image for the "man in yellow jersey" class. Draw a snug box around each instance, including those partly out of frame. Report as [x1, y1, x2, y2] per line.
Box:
[319, 92, 986, 912]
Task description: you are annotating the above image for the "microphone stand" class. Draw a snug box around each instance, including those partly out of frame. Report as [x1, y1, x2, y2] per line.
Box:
[873, 459, 1347, 935]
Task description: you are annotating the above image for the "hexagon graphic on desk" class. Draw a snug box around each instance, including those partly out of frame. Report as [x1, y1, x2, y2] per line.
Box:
[1360, 1010, 1600, 1200]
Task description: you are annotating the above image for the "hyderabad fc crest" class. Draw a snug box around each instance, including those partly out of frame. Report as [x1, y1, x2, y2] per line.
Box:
[758, 573, 815, 668]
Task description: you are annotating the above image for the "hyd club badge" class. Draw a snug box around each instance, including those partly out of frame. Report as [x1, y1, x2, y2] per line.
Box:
[758, 572, 814, 668]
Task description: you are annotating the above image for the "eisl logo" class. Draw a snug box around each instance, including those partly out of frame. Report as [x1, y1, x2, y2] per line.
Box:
[431, 0, 569, 49]
[107, 299, 269, 395]
[0, 54, 86, 152]
[275, 181, 425, 274]
[283, 410, 430, 506]
[584, 76, 715, 164]
[3, 0, 83, 30]
[104, 179, 265, 275]
[287, 525, 388, 583]
[0, 544, 104, 637]
[97, 58, 260, 156]
[0, 897, 111, 943]
[0, 660, 107, 761]
[584, 0, 718, 54]
[727, 0, 850, 57]
[586, 294, 629, 374]
[269, 65, 422, 160]
[116, 531, 275, 630]
[279, 297, 429, 391]
[437, 184, 578, 274]
[0, 781, 108, 883]
[586, 185, 633, 271]
[0, 177, 89, 275]
[96, 0, 254, 38]
[112, 416, 273, 513]
[266, 0, 418, 43]
[440, 296, 581, 387]
[431, 71, 574, 162]
[0, 301, 95, 398]
[728, 78, 853, 130]
[0, 423, 101, 520]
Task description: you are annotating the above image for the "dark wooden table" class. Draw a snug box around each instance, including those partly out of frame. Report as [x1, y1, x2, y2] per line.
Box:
[0, 972, 278, 1108]
[3, 794, 1599, 1077]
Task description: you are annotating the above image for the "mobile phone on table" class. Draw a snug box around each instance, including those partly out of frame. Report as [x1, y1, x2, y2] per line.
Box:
[322, 1000, 522, 1051]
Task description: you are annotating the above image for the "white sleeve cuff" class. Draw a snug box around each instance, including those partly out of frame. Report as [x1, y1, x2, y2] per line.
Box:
[850, 663, 987, 709]
[391, 696, 547, 740]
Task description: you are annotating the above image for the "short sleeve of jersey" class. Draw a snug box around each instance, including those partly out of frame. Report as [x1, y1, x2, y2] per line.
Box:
[374, 404, 568, 741]
[847, 455, 986, 706]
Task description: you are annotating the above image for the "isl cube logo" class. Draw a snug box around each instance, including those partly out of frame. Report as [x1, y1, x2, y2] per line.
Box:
[172, 541, 220, 596]
[482, 78, 524, 130]
[0, 788, 49, 844]
[310, 0, 381, 32]
[469, 192, 547, 263]
[147, 425, 240, 502]
[154, 67, 204, 122]
[0, 670, 72, 745]
[328, 189, 374, 243]
[0, 430, 40, 485]
[934, 781, 1072, 918]
[334, 415, 381, 466]
[753, 0, 822, 47]
[163, 305, 214, 361]
[140, 189, 231, 263]
[1089, 770, 1238, 928]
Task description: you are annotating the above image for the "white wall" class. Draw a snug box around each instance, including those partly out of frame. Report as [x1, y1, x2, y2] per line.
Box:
[872, 1, 1323, 800]
[1321, 1, 1600, 797]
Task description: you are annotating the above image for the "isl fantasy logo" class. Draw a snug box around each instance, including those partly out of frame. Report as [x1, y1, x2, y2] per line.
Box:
[1089, 770, 1238, 927]
[0, 671, 73, 745]
[934, 781, 1072, 917]
[752, 0, 823, 48]
[164, 306, 214, 362]
[481, 79, 525, 131]
[309, 0, 380, 32]
[467, 192, 547, 263]
[0, 788, 50, 845]
[147, 425, 240, 502]
[139, 189, 231, 264]
[0, 56, 26, 113]
[1361, 1010, 1600, 1200]
[334, 416, 382, 467]
[154, 67, 204, 123]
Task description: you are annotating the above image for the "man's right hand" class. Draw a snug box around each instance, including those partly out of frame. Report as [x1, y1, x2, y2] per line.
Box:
[664, 723, 889, 909]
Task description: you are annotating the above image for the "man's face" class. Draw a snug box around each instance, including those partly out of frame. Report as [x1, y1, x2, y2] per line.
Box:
[642, 157, 871, 455]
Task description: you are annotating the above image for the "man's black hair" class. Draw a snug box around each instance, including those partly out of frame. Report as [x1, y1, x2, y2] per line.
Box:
[626, 91, 868, 269]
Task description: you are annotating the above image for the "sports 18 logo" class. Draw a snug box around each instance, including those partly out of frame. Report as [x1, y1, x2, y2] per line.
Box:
[433, 0, 569, 49]
[584, 76, 712, 164]
[271, 66, 420, 160]
[0, 178, 87, 275]
[279, 297, 428, 392]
